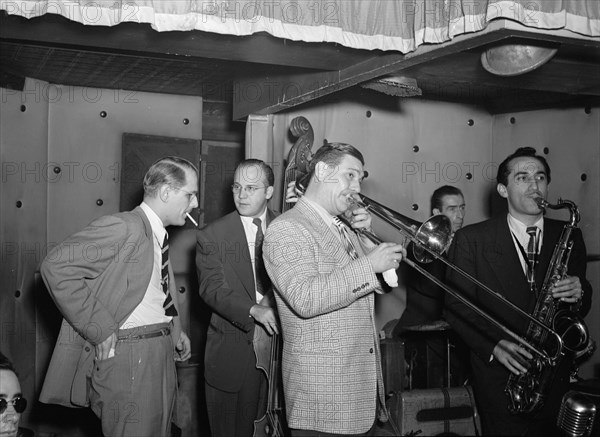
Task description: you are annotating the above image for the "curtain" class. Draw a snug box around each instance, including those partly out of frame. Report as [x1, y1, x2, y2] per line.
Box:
[1, 1, 598, 53]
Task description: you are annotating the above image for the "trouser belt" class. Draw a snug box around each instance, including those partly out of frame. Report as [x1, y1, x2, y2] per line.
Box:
[117, 323, 171, 341]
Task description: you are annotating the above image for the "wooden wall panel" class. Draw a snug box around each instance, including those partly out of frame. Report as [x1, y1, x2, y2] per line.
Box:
[0, 78, 49, 428]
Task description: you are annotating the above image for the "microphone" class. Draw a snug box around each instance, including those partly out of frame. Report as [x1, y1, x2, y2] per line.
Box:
[557, 391, 597, 437]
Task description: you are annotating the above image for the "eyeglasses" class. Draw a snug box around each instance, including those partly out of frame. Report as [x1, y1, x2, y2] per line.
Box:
[175, 188, 198, 201]
[231, 184, 267, 195]
[0, 397, 27, 414]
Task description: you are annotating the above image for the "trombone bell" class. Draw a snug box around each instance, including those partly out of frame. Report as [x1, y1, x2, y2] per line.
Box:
[350, 194, 453, 263]
[413, 215, 453, 263]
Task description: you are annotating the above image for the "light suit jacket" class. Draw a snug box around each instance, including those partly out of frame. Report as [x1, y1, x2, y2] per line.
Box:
[263, 198, 386, 434]
[39, 206, 183, 407]
[196, 209, 278, 392]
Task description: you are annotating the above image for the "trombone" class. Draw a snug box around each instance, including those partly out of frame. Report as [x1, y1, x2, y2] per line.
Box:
[340, 193, 564, 365]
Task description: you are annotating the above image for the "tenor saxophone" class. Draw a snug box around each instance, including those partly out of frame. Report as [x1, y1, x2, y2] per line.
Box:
[505, 198, 590, 414]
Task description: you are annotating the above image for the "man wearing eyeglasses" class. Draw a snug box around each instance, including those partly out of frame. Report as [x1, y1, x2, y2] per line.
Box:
[39, 156, 197, 436]
[0, 351, 29, 437]
[196, 159, 280, 437]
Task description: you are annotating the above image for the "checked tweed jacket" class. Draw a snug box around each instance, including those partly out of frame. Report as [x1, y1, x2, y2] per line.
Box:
[263, 197, 386, 435]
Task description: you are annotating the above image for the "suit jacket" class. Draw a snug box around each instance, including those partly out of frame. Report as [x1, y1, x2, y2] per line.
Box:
[397, 252, 447, 330]
[196, 209, 278, 392]
[263, 198, 386, 434]
[39, 207, 183, 407]
[444, 215, 592, 429]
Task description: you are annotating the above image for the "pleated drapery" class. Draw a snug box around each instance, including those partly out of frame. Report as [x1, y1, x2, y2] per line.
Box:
[2, 1, 598, 53]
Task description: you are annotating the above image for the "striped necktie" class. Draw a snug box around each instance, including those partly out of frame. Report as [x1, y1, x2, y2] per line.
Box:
[526, 226, 538, 292]
[162, 234, 177, 316]
[333, 217, 359, 260]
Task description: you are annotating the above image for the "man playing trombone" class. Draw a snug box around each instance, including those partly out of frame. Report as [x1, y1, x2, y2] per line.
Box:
[444, 147, 592, 436]
[263, 142, 405, 436]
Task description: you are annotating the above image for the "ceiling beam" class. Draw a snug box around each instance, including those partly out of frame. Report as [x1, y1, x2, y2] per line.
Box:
[0, 11, 375, 71]
[233, 26, 600, 119]
[233, 28, 515, 119]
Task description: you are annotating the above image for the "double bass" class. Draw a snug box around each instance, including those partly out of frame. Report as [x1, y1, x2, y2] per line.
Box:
[253, 117, 314, 437]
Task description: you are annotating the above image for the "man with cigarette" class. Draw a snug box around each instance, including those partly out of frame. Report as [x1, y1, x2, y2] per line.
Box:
[39, 156, 197, 436]
[196, 159, 280, 437]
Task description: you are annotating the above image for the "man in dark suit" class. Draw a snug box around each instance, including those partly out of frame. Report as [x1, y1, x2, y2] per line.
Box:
[398, 185, 466, 328]
[395, 186, 468, 389]
[444, 147, 592, 435]
[196, 159, 279, 437]
[39, 156, 196, 436]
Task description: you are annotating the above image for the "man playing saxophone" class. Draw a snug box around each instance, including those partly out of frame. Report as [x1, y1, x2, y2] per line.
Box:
[444, 147, 592, 436]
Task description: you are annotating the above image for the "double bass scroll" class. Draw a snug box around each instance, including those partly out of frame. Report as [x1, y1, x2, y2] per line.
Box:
[283, 116, 314, 211]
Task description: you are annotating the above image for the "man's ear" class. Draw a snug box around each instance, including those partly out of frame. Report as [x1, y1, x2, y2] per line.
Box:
[497, 183, 508, 198]
[265, 185, 274, 200]
[159, 185, 170, 202]
[432, 208, 441, 216]
[314, 161, 329, 182]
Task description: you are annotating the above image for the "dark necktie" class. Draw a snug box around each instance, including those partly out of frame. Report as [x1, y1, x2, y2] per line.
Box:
[253, 218, 270, 297]
[526, 226, 538, 292]
[162, 234, 177, 316]
[333, 217, 359, 260]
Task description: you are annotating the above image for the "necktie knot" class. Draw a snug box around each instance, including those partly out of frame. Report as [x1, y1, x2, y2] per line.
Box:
[526, 226, 537, 237]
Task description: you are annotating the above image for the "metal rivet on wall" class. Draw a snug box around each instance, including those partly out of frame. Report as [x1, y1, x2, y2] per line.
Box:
[15, 290, 21, 298]
[510, 117, 516, 124]
[96, 199, 104, 206]
[53, 166, 61, 174]
[581, 174, 587, 182]
[543, 147, 550, 155]
[20, 105, 26, 112]
[411, 204, 419, 211]
[467, 119, 474, 126]
[16, 200, 22, 208]
[584, 107, 592, 115]
[100, 111, 107, 118]
[183, 118, 190, 125]
[466, 173, 473, 180]
[366, 111, 372, 118]
[413, 145, 419, 153]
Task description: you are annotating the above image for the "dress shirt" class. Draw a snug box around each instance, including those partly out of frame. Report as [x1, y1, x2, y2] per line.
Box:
[121, 202, 172, 328]
[507, 214, 544, 276]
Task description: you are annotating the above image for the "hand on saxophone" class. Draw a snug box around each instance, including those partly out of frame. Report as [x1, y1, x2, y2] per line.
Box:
[551, 275, 582, 303]
[493, 339, 533, 375]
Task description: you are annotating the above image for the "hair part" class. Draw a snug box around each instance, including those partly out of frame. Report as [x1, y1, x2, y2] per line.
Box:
[143, 156, 198, 197]
[307, 142, 365, 180]
[235, 159, 275, 187]
[496, 147, 551, 186]
[431, 185, 464, 214]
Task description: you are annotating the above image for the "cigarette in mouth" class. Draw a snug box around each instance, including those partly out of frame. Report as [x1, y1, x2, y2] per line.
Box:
[186, 213, 198, 226]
